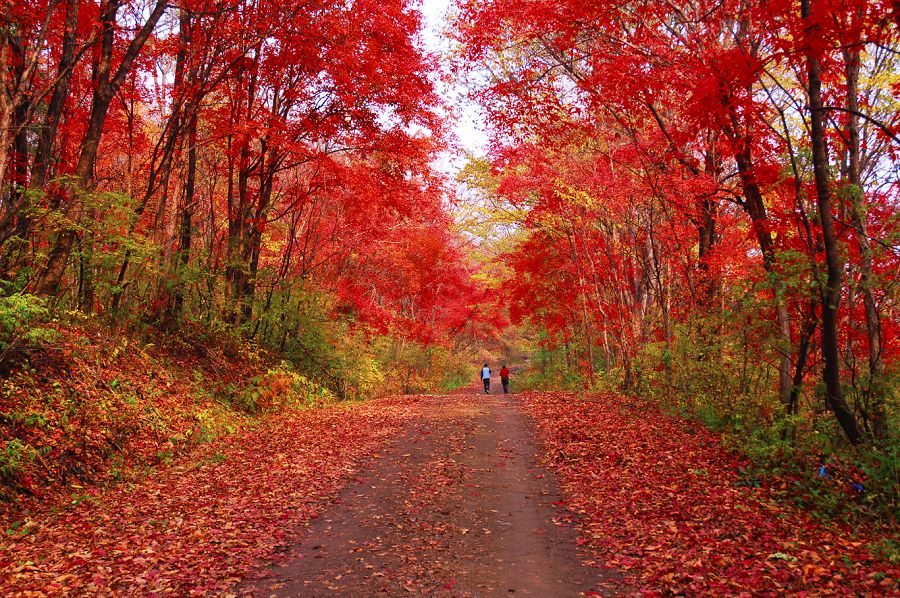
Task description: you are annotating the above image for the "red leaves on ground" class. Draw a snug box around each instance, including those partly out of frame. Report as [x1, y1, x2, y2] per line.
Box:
[0, 321, 285, 514]
[519, 392, 899, 595]
[0, 396, 423, 595]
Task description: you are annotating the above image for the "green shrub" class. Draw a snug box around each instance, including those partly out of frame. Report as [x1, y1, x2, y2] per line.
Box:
[0, 293, 58, 372]
[0, 439, 35, 482]
[440, 370, 471, 392]
[859, 438, 900, 520]
[872, 538, 900, 565]
[696, 402, 726, 431]
[224, 362, 335, 414]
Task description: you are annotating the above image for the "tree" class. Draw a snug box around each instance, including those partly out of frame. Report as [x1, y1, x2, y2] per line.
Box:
[454, 0, 899, 444]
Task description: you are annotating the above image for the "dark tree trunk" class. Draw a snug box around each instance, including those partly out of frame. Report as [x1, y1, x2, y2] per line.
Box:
[169, 104, 198, 321]
[31, 0, 79, 189]
[34, 0, 167, 297]
[803, 0, 862, 444]
[112, 9, 194, 314]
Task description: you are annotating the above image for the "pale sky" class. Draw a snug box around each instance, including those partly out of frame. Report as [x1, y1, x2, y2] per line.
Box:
[418, 0, 489, 175]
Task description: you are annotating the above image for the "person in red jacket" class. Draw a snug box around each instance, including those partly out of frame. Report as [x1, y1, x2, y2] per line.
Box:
[500, 364, 510, 394]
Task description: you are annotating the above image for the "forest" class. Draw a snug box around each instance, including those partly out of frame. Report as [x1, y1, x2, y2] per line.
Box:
[0, 0, 898, 594]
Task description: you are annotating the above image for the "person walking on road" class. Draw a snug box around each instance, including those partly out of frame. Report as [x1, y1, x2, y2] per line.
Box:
[500, 364, 510, 394]
[481, 363, 491, 394]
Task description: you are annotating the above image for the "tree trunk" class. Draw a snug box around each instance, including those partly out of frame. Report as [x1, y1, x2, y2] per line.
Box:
[803, 0, 862, 444]
[169, 105, 198, 321]
[0, 46, 31, 277]
[566, 230, 595, 388]
[733, 147, 793, 413]
[31, 0, 79, 188]
[843, 45, 884, 439]
[3, 0, 82, 281]
[34, 0, 167, 297]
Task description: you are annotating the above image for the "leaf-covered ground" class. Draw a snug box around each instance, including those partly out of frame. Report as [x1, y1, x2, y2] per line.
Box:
[519, 391, 899, 596]
[0, 396, 422, 595]
[248, 393, 612, 596]
[0, 320, 322, 514]
[3, 389, 899, 596]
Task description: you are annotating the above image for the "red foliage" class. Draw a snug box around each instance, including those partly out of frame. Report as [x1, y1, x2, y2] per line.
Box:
[520, 392, 900, 595]
[455, 0, 899, 442]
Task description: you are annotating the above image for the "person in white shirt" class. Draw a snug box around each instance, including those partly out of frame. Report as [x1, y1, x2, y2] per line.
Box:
[481, 363, 491, 394]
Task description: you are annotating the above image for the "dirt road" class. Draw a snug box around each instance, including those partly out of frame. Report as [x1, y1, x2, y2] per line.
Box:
[245, 392, 621, 596]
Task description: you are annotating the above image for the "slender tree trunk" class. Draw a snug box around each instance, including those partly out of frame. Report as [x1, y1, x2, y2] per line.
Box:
[31, 0, 79, 189]
[34, 0, 167, 297]
[803, 0, 862, 444]
[843, 45, 884, 439]
[169, 106, 198, 321]
[0, 32, 24, 275]
[225, 134, 240, 323]
[0, 51, 31, 276]
[226, 51, 258, 325]
[733, 147, 794, 412]
[4, 0, 82, 280]
[782, 300, 819, 444]
[0, 1, 17, 197]
[78, 235, 96, 311]
[566, 230, 595, 388]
